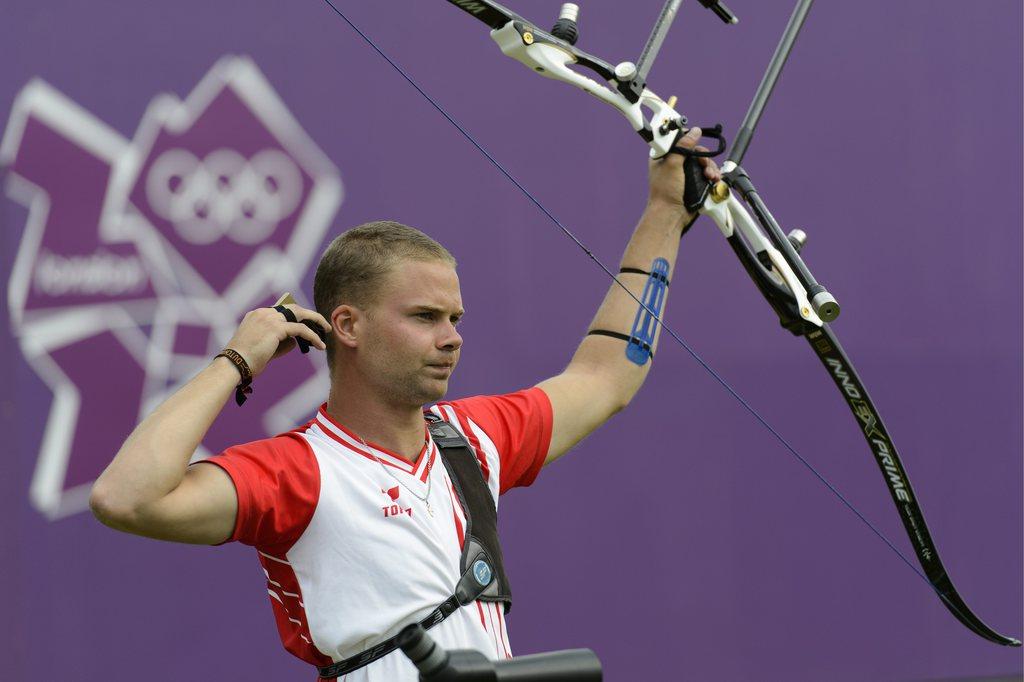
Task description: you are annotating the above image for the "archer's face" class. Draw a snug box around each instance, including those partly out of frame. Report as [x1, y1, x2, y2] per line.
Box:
[358, 258, 464, 407]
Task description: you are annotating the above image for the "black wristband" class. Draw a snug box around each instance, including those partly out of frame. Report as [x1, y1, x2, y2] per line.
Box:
[215, 348, 253, 406]
[618, 267, 670, 287]
[586, 329, 654, 360]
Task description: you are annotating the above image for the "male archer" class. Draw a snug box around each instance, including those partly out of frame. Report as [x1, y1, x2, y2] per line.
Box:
[90, 128, 720, 680]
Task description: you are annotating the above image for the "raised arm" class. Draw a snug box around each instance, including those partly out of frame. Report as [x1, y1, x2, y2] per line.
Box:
[88, 304, 329, 544]
[536, 129, 719, 463]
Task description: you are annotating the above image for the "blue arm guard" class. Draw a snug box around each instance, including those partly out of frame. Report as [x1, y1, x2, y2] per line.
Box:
[625, 258, 670, 366]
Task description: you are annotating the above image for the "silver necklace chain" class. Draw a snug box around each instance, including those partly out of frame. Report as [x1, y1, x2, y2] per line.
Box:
[357, 434, 435, 515]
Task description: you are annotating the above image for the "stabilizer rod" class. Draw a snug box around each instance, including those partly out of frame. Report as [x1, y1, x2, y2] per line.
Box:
[728, 0, 814, 167]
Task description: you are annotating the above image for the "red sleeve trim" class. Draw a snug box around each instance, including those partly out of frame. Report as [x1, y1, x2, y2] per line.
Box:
[197, 458, 250, 544]
[508, 388, 551, 492]
[443, 386, 553, 494]
[205, 431, 320, 550]
[501, 386, 551, 492]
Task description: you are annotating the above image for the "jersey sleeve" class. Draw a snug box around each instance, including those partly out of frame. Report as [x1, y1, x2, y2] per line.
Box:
[197, 432, 320, 549]
[443, 386, 553, 495]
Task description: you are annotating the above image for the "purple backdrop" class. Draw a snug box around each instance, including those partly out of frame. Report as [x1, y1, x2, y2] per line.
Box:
[2, 1, 1021, 680]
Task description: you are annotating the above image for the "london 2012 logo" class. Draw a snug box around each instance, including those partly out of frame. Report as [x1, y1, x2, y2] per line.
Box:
[1, 56, 343, 519]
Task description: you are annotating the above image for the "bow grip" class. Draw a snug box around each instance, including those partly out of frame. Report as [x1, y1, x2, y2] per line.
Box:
[683, 156, 711, 215]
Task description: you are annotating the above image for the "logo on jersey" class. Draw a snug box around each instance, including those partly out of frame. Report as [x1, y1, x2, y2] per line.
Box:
[380, 485, 413, 518]
[1, 56, 342, 519]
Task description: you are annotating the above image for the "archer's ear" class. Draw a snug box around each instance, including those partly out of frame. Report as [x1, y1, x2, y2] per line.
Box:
[331, 305, 360, 349]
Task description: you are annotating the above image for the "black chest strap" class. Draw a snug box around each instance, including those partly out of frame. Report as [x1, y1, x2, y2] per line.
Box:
[316, 415, 511, 679]
[426, 413, 512, 609]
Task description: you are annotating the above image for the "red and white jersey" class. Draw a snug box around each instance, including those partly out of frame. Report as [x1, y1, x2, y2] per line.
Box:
[200, 387, 553, 681]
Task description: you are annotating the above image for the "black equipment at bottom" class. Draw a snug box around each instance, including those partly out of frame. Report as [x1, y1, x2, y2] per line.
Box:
[398, 624, 602, 682]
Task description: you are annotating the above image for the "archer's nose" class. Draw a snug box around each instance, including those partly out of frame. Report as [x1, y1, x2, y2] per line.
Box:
[438, 322, 462, 352]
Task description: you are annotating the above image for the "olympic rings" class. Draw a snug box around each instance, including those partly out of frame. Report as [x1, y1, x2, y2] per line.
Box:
[145, 147, 303, 245]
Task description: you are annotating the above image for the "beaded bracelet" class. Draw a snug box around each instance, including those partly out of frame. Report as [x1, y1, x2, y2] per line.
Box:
[215, 348, 253, 406]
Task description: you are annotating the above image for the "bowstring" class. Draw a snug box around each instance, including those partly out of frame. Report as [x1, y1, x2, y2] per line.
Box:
[318, 0, 966, 609]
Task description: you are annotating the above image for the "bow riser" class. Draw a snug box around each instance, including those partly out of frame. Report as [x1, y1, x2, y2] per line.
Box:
[699, 185, 825, 328]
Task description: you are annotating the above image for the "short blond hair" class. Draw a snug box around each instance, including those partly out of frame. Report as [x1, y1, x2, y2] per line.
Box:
[313, 220, 456, 368]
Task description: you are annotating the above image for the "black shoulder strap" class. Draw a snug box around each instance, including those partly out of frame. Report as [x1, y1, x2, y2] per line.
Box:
[425, 412, 512, 611]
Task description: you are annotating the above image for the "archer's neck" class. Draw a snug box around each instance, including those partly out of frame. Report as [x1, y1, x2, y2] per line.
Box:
[325, 377, 427, 464]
